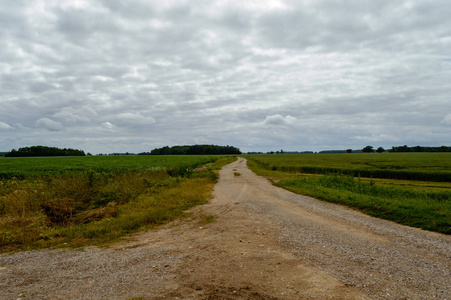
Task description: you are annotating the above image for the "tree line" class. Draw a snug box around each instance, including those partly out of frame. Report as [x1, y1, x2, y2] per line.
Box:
[4, 146, 85, 157]
[147, 144, 241, 155]
[390, 145, 450, 152]
[361, 145, 451, 153]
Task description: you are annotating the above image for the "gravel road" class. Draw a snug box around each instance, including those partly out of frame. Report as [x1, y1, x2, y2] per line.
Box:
[0, 157, 450, 299]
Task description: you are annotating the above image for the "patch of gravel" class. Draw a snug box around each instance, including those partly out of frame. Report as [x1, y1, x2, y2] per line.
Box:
[0, 246, 182, 300]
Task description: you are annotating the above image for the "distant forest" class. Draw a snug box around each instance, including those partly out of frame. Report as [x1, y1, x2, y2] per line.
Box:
[147, 144, 241, 155]
[4, 146, 85, 157]
[389, 145, 451, 152]
[249, 145, 451, 155]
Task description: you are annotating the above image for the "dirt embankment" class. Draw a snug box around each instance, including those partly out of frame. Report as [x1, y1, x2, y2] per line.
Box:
[1, 157, 450, 299]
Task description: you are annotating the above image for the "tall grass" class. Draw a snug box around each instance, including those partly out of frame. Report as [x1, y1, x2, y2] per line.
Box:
[0, 156, 236, 252]
[277, 175, 450, 234]
[246, 157, 451, 234]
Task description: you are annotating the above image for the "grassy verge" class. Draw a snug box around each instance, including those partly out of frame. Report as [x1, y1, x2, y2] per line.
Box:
[0, 156, 236, 252]
[247, 159, 450, 234]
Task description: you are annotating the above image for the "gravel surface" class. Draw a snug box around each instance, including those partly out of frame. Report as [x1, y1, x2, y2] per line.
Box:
[233, 159, 450, 299]
[0, 157, 449, 299]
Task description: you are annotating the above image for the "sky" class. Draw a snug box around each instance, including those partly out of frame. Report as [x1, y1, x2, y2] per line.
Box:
[1, 0, 451, 154]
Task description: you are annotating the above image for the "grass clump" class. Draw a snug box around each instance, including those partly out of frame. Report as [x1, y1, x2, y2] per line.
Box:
[0, 156, 237, 252]
[197, 214, 216, 226]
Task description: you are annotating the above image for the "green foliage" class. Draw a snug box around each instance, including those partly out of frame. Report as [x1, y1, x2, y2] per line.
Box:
[390, 145, 451, 152]
[5, 146, 85, 157]
[0, 155, 219, 179]
[376, 147, 385, 153]
[0, 155, 237, 252]
[245, 153, 451, 182]
[246, 153, 451, 234]
[149, 144, 241, 155]
[362, 145, 375, 153]
[276, 175, 450, 234]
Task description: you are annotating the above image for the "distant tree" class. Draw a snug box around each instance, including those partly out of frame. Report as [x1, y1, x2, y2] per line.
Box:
[150, 144, 241, 155]
[319, 150, 347, 153]
[376, 147, 385, 153]
[362, 145, 374, 153]
[346, 149, 352, 153]
[5, 146, 85, 157]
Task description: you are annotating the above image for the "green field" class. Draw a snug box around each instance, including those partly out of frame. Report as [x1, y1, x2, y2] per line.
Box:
[0, 155, 236, 252]
[0, 155, 223, 178]
[245, 153, 451, 234]
[245, 153, 451, 182]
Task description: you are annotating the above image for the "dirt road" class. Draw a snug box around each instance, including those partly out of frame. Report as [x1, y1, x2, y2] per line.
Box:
[1, 158, 450, 299]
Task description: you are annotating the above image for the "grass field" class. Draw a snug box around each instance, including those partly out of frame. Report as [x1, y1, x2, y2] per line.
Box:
[245, 153, 451, 234]
[245, 152, 451, 182]
[0, 155, 236, 252]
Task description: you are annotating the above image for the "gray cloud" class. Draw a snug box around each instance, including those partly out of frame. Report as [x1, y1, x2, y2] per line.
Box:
[115, 112, 156, 125]
[1, 0, 450, 153]
[53, 106, 98, 123]
[36, 118, 64, 131]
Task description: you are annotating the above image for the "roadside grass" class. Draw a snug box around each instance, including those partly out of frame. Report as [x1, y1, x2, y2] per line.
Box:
[0, 156, 236, 252]
[197, 213, 216, 226]
[246, 158, 451, 234]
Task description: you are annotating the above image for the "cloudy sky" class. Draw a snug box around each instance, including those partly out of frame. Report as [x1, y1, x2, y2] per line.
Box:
[1, 0, 451, 154]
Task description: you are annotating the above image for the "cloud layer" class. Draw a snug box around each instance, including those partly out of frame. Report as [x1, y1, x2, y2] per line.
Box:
[1, 0, 450, 153]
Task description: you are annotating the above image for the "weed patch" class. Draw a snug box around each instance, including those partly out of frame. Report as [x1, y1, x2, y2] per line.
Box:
[198, 214, 216, 226]
[0, 156, 237, 252]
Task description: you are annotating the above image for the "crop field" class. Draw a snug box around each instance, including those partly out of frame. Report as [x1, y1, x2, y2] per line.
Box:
[245, 153, 451, 234]
[0, 155, 236, 252]
[245, 152, 451, 182]
[0, 155, 222, 178]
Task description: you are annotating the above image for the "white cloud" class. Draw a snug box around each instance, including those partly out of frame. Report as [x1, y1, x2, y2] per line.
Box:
[101, 121, 116, 131]
[0, 121, 13, 129]
[36, 118, 64, 131]
[264, 114, 297, 126]
[441, 114, 451, 125]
